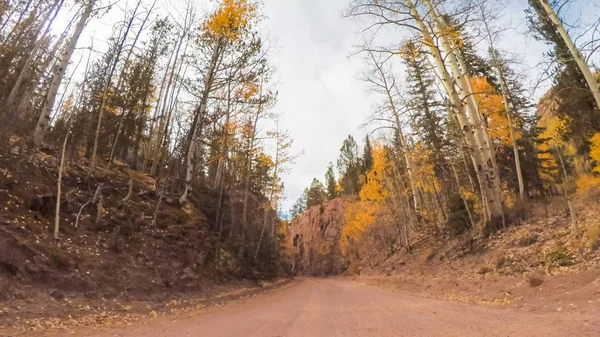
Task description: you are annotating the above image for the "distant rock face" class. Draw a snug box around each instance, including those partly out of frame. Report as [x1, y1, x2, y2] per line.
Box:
[286, 198, 349, 276]
[536, 90, 559, 125]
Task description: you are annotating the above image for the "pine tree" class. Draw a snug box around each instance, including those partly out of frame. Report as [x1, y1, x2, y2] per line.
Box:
[325, 162, 337, 200]
[527, 0, 600, 150]
[290, 190, 307, 218]
[337, 135, 362, 196]
[305, 178, 326, 208]
[362, 135, 373, 173]
[399, 39, 446, 173]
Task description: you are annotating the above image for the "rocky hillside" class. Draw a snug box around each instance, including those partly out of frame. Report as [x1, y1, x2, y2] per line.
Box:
[286, 198, 349, 275]
[287, 196, 600, 282]
[0, 146, 282, 332]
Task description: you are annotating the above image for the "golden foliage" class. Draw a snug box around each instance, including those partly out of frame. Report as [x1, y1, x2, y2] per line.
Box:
[576, 174, 600, 196]
[340, 201, 381, 256]
[235, 81, 260, 101]
[204, 0, 256, 42]
[539, 115, 568, 147]
[439, 22, 463, 49]
[359, 144, 388, 202]
[575, 133, 600, 196]
[537, 115, 570, 187]
[502, 181, 516, 209]
[409, 143, 439, 193]
[471, 77, 517, 146]
[590, 133, 600, 174]
[398, 40, 421, 63]
[537, 143, 559, 186]
[341, 144, 390, 256]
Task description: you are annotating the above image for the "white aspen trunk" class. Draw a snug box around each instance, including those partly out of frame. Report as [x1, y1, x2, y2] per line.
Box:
[451, 163, 475, 230]
[33, 0, 95, 148]
[538, 0, 600, 109]
[179, 43, 221, 205]
[453, 48, 505, 209]
[423, 0, 504, 219]
[499, 70, 525, 200]
[89, 7, 136, 173]
[553, 144, 578, 233]
[370, 52, 420, 211]
[109, 0, 154, 164]
[150, 32, 185, 174]
[7, 0, 64, 107]
[147, 46, 176, 172]
[240, 83, 265, 255]
[404, 0, 502, 220]
[17, 11, 76, 119]
[254, 137, 280, 260]
[478, 2, 526, 201]
[54, 129, 69, 239]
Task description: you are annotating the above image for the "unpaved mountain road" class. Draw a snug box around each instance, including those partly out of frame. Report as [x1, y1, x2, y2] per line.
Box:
[79, 278, 598, 337]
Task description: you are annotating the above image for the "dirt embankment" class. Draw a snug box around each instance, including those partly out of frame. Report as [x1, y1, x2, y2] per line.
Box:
[0, 148, 282, 334]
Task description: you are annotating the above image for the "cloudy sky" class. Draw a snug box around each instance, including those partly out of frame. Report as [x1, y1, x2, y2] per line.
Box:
[263, 0, 543, 212]
[59, 0, 599, 213]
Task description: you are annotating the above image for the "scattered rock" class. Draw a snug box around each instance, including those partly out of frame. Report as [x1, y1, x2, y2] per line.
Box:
[529, 272, 545, 287]
[477, 265, 493, 275]
[13, 290, 28, 300]
[49, 289, 65, 300]
[591, 239, 600, 251]
[518, 233, 538, 247]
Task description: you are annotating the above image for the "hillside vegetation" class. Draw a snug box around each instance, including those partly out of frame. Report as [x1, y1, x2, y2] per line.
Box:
[0, 0, 295, 333]
[287, 0, 600, 303]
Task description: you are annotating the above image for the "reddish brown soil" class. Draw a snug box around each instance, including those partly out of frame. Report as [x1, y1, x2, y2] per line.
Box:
[58, 278, 600, 337]
[0, 150, 278, 334]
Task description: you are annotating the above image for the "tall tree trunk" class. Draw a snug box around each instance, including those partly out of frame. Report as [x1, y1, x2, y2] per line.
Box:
[240, 87, 264, 257]
[108, 0, 155, 164]
[179, 42, 222, 205]
[553, 144, 578, 233]
[404, 0, 502, 221]
[150, 32, 185, 174]
[55, 127, 69, 239]
[254, 140, 280, 260]
[538, 0, 600, 109]
[368, 50, 419, 211]
[33, 0, 95, 148]
[423, 0, 504, 220]
[478, 3, 526, 201]
[7, 0, 64, 107]
[89, 3, 139, 173]
[499, 70, 525, 200]
[451, 163, 475, 230]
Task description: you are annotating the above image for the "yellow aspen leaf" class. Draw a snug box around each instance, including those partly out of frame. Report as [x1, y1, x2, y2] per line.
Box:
[204, 0, 256, 42]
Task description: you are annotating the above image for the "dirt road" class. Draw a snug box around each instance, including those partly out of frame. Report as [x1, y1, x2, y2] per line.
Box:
[79, 278, 598, 337]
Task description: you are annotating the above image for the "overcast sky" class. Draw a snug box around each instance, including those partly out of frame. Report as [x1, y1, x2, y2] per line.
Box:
[59, 0, 599, 214]
[263, 0, 543, 212]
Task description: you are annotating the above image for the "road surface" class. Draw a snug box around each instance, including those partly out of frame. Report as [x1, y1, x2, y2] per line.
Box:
[82, 278, 599, 337]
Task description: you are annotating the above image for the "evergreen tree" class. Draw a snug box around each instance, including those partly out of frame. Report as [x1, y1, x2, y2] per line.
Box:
[325, 162, 337, 200]
[290, 189, 308, 218]
[400, 40, 446, 174]
[362, 135, 373, 173]
[527, 0, 599, 151]
[306, 178, 326, 208]
[337, 135, 362, 195]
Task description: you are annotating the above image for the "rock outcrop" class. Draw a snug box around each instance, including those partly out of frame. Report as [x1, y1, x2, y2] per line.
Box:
[286, 198, 349, 276]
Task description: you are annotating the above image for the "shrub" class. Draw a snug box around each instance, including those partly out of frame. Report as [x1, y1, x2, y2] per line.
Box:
[545, 247, 573, 267]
